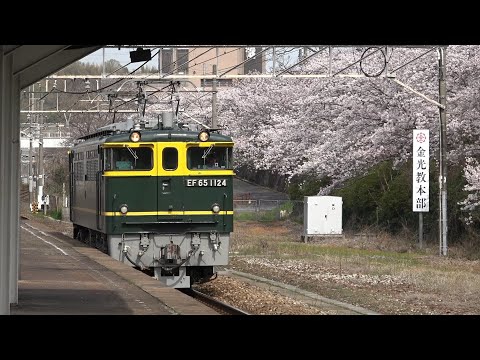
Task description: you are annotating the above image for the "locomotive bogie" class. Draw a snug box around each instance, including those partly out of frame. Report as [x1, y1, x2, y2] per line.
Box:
[106, 232, 230, 288]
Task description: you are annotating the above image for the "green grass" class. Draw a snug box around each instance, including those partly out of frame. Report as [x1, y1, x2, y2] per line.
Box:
[234, 202, 304, 223]
[234, 210, 282, 222]
[49, 210, 62, 220]
[30, 209, 62, 221]
[235, 239, 421, 266]
[230, 218, 480, 314]
[234, 212, 259, 221]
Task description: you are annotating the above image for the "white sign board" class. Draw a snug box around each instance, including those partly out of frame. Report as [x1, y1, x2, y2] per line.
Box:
[413, 129, 429, 212]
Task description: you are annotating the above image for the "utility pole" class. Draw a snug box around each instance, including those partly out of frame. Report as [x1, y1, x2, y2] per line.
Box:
[387, 46, 448, 257]
[212, 64, 218, 129]
[31, 84, 37, 210]
[38, 100, 45, 215]
[102, 47, 105, 78]
[28, 113, 33, 207]
[438, 47, 448, 256]
[37, 113, 43, 211]
[159, 48, 163, 75]
[62, 182, 66, 208]
[272, 47, 276, 76]
[419, 212, 423, 249]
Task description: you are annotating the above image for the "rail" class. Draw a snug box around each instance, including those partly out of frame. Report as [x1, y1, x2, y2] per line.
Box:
[180, 288, 250, 315]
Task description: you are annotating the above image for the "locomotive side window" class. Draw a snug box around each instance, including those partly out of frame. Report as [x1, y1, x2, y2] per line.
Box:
[74, 162, 84, 181]
[73, 151, 85, 181]
[162, 147, 178, 170]
[104, 146, 153, 171]
[187, 146, 233, 170]
[86, 160, 98, 180]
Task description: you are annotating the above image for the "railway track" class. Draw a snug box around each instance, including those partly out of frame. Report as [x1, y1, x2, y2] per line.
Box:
[180, 288, 250, 315]
[22, 210, 248, 315]
[20, 187, 29, 202]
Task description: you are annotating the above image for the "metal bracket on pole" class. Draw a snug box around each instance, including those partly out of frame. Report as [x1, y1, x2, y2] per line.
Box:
[388, 76, 445, 110]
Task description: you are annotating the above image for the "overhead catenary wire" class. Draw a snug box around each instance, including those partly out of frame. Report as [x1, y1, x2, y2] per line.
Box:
[109, 49, 239, 113]
[389, 46, 439, 73]
[359, 47, 387, 77]
[110, 82, 175, 111]
[25, 88, 56, 112]
[177, 47, 242, 76]
[50, 48, 240, 115]
[54, 48, 161, 95]
[44, 47, 243, 113]
[332, 47, 384, 77]
[158, 47, 214, 78]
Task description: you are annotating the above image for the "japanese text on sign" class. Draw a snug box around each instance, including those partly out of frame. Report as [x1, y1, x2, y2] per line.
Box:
[413, 129, 429, 212]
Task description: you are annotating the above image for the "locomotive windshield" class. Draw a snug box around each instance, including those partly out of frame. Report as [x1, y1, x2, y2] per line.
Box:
[187, 146, 233, 170]
[104, 146, 153, 171]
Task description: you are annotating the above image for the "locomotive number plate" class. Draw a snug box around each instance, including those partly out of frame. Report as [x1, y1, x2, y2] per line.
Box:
[186, 179, 227, 187]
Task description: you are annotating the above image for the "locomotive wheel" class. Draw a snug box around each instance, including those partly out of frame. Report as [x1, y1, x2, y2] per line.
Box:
[100, 234, 108, 254]
[76, 230, 84, 243]
[87, 231, 95, 247]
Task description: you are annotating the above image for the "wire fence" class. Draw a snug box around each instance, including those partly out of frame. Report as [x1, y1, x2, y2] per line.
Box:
[232, 199, 348, 243]
[234, 199, 304, 223]
[232, 199, 306, 245]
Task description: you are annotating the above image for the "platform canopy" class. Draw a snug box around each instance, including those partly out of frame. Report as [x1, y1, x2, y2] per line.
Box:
[0, 45, 104, 315]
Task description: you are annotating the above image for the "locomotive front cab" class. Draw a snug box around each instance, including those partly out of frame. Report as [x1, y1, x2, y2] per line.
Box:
[100, 133, 234, 288]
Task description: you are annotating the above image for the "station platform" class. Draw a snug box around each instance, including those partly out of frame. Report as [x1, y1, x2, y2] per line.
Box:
[11, 217, 218, 315]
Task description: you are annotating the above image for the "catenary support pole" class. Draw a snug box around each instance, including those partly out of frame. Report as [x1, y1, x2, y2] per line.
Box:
[438, 47, 448, 256]
[212, 64, 217, 128]
[9, 69, 20, 304]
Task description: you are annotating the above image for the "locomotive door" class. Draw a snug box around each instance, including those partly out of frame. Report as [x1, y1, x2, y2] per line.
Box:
[157, 145, 184, 218]
[68, 150, 75, 222]
[96, 145, 104, 230]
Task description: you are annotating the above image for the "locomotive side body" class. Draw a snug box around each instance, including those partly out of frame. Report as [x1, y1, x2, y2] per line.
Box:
[70, 127, 234, 288]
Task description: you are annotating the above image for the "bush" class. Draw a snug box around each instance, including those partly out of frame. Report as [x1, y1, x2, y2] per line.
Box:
[329, 160, 468, 242]
[287, 172, 331, 201]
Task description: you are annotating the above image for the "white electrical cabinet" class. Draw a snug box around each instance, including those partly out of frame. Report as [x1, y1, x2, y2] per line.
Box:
[304, 196, 343, 236]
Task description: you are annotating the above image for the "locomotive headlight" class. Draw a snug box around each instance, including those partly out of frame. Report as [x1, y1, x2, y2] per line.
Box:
[198, 130, 210, 142]
[212, 203, 220, 213]
[130, 131, 141, 142]
[119, 204, 128, 215]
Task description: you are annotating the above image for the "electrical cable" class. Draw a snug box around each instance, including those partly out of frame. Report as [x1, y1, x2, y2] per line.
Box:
[359, 47, 387, 77]
[25, 88, 55, 111]
[179, 47, 242, 76]
[124, 250, 146, 270]
[54, 48, 161, 95]
[110, 82, 174, 111]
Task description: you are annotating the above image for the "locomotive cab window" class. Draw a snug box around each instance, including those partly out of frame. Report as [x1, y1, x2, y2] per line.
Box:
[104, 146, 153, 171]
[162, 147, 178, 170]
[187, 146, 233, 170]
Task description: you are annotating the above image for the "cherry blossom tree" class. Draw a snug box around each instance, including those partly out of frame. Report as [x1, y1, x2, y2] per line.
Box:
[460, 157, 480, 224]
[217, 47, 441, 185]
[148, 46, 480, 223]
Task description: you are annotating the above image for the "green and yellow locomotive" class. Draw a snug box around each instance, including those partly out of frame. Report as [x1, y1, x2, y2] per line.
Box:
[69, 114, 234, 288]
